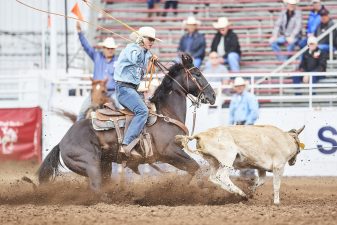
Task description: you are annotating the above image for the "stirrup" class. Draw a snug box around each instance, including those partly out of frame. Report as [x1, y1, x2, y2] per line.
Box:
[120, 142, 142, 159]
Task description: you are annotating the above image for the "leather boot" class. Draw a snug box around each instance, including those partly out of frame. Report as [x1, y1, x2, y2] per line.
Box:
[120, 144, 142, 160]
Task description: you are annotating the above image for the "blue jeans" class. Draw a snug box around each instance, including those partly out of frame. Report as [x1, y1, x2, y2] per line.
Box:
[193, 58, 202, 68]
[318, 44, 336, 53]
[174, 56, 202, 68]
[271, 36, 300, 61]
[224, 52, 240, 72]
[77, 90, 118, 121]
[116, 84, 149, 145]
[292, 75, 325, 84]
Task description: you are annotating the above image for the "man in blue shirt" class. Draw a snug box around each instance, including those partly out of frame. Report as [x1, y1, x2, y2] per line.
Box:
[178, 16, 206, 68]
[299, 0, 326, 48]
[229, 77, 259, 125]
[114, 26, 159, 159]
[229, 77, 259, 179]
[76, 22, 118, 121]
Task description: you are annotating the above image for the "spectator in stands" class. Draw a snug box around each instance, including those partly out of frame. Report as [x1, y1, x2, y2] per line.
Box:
[76, 22, 119, 121]
[203, 51, 229, 83]
[178, 16, 206, 68]
[299, 0, 326, 48]
[270, 0, 302, 61]
[162, 0, 178, 17]
[147, 0, 161, 18]
[211, 17, 241, 72]
[294, 36, 327, 84]
[315, 8, 337, 52]
[229, 77, 259, 179]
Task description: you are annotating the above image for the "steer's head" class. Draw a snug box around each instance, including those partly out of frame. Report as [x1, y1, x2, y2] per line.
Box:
[287, 125, 305, 166]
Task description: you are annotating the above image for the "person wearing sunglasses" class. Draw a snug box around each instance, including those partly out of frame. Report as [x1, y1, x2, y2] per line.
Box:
[114, 27, 160, 159]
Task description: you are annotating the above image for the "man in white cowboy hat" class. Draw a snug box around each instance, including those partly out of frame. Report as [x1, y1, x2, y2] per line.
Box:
[177, 16, 206, 68]
[76, 22, 119, 121]
[211, 17, 241, 72]
[229, 77, 259, 126]
[114, 26, 160, 159]
[270, 0, 302, 61]
[229, 76, 259, 179]
[294, 36, 328, 84]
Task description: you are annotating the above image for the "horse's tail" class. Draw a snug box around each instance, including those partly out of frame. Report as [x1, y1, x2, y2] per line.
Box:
[37, 144, 60, 184]
[52, 108, 77, 123]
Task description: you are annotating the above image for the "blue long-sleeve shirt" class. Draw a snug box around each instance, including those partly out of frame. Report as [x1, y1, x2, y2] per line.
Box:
[178, 31, 206, 59]
[306, 9, 322, 35]
[114, 43, 152, 85]
[78, 32, 117, 90]
[229, 90, 259, 125]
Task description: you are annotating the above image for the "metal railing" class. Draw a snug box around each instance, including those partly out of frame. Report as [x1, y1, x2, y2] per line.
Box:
[273, 22, 337, 73]
[205, 72, 337, 109]
[1, 71, 337, 109]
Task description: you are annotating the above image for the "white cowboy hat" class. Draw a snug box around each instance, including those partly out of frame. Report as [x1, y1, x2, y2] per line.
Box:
[212, 17, 231, 29]
[307, 36, 318, 45]
[183, 16, 201, 25]
[98, 37, 118, 48]
[286, 0, 298, 5]
[130, 26, 162, 42]
[233, 77, 247, 86]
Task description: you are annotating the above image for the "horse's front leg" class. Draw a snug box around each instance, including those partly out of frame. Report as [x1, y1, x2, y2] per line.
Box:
[161, 142, 200, 184]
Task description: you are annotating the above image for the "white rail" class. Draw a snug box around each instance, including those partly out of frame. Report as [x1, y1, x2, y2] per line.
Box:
[0, 71, 336, 109]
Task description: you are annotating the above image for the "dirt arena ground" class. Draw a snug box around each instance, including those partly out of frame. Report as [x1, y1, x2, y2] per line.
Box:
[0, 161, 336, 225]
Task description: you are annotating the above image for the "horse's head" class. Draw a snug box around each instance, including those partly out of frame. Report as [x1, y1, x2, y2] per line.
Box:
[90, 78, 109, 106]
[179, 54, 216, 105]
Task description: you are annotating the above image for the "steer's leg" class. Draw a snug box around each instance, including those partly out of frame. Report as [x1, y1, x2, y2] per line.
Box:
[249, 169, 267, 193]
[272, 165, 285, 205]
[212, 166, 247, 198]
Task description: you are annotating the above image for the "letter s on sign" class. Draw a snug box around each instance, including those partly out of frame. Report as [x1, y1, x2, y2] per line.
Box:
[317, 126, 337, 154]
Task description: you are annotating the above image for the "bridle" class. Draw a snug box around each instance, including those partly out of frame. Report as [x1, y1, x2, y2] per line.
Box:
[154, 60, 211, 135]
[154, 60, 210, 106]
[184, 66, 211, 95]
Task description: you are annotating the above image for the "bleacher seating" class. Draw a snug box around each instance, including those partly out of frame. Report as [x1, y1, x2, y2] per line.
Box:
[95, 0, 337, 74]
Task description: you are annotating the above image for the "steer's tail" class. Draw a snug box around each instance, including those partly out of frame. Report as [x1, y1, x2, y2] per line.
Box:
[175, 135, 197, 153]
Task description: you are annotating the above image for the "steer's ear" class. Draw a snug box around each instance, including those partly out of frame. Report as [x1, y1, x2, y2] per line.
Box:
[296, 125, 305, 135]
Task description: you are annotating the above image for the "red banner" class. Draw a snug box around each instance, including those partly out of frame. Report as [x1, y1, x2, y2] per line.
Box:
[0, 107, 42, 161]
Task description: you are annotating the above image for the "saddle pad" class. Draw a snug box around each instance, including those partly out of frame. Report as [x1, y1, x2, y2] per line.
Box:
[91, 112, 125, 131]
[91, 111, 157, 131]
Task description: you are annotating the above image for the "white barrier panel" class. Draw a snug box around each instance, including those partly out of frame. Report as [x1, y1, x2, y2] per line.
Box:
[186, 106, 337, 176]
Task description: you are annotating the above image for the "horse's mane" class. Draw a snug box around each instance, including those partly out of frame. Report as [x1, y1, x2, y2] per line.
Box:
[150, 63, 184, 104]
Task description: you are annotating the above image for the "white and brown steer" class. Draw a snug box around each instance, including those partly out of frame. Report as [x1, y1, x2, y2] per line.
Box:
[175, 125, 305, 205]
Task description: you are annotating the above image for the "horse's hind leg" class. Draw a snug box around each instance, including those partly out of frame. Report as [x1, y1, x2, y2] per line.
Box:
[86, 164, 102, 193]
[62, 147, 103, 194]
[100, 159, 112, 186]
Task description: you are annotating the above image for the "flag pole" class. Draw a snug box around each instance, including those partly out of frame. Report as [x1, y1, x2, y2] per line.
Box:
[64, 0, 69, 73]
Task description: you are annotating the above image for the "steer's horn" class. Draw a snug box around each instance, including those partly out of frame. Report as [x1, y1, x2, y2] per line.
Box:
[296, 125, 305, 135]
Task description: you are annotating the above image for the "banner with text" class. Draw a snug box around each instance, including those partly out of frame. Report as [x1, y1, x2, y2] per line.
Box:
[0, 107, 42, 161]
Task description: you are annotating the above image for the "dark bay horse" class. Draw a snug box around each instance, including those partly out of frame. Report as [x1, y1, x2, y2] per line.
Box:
[38, 54, 216, 193]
